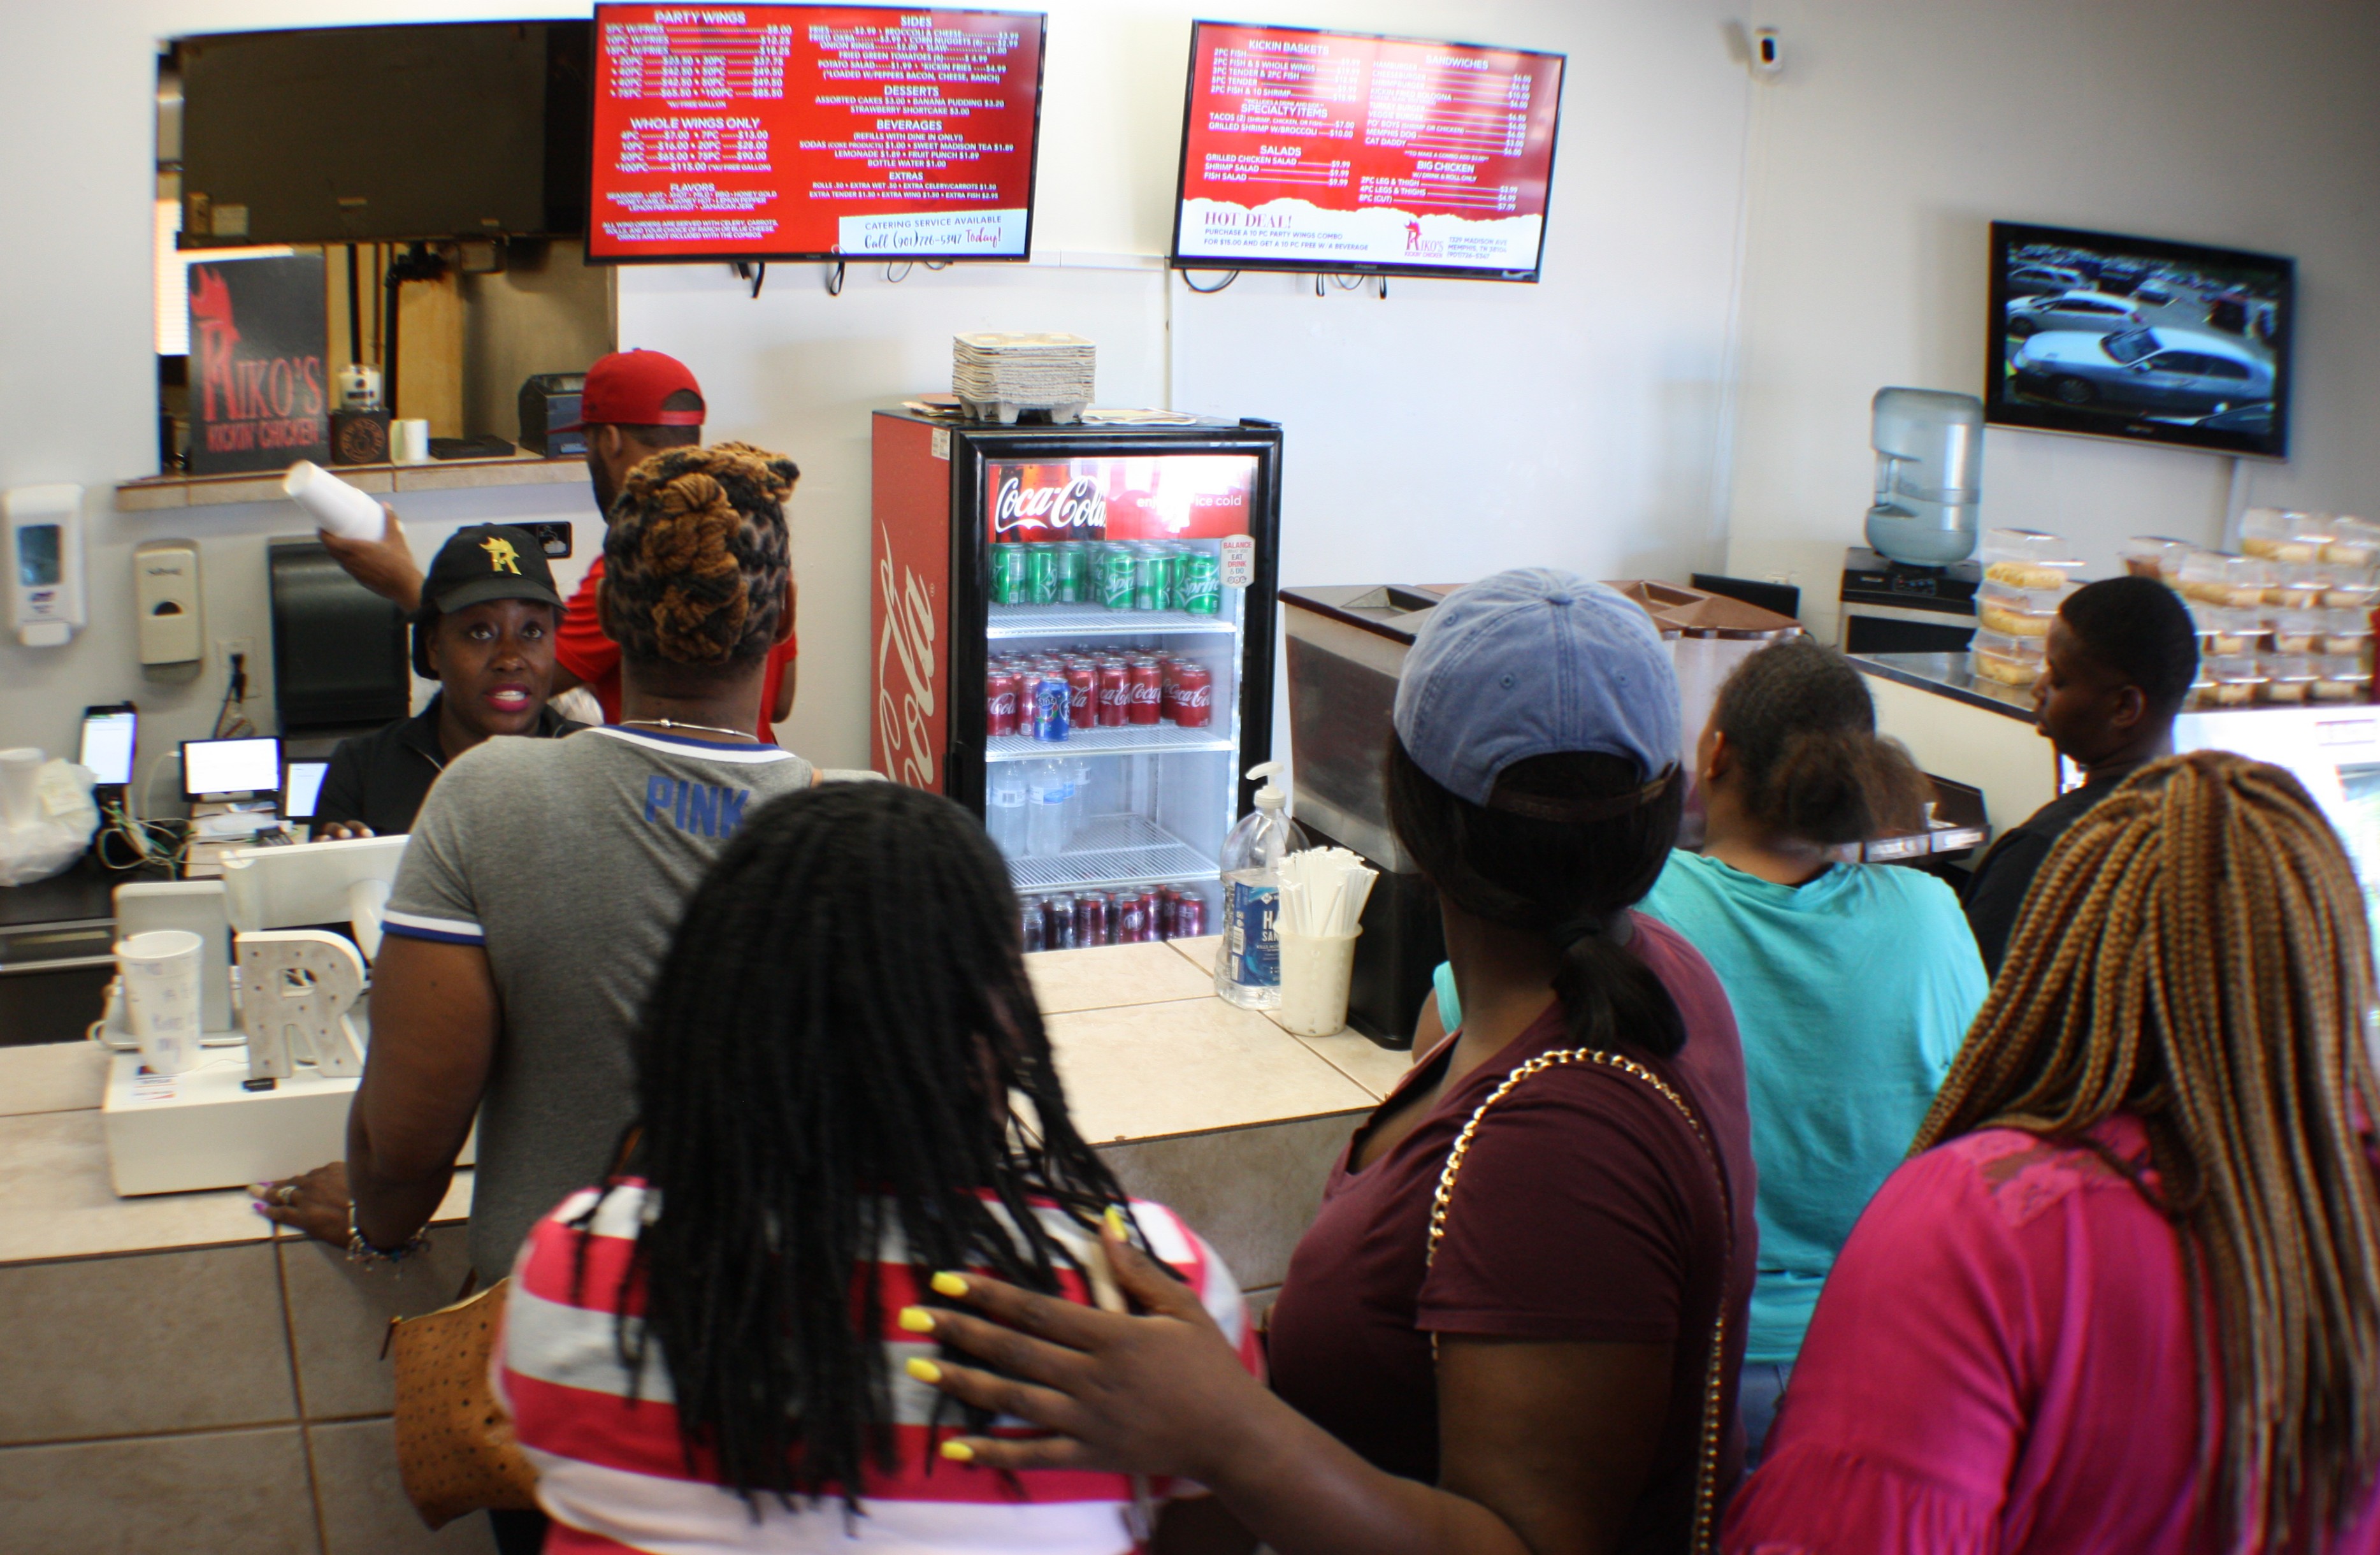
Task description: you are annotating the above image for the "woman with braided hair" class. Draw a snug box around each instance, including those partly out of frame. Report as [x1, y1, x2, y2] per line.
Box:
[264, 440, 834, 1555]
[1725, 750, 2380, 1554]
[497, 780, 1260, 1552]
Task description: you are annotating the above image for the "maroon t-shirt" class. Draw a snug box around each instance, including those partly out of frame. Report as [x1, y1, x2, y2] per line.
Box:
[1265, 913, 1756, 1553]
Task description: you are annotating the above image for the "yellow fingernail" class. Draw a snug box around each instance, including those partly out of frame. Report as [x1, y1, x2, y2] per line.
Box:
[930, 1271, 969, 1298]
[941, 1440, 975, 1463]
[1104, 1206, 1128, 1238]
[904, 1357, 942, 1384]
[896, 1306, 935, 1334]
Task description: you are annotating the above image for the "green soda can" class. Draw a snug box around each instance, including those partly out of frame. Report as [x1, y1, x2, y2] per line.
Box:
[1131, 546, 1168, 611]
[1025, 543, 1059, 606]
[1095, 544, 1136, 611]
[990, 543, 1027, 605]
[1053, 542, 1088, 604]
[1179, 547, 1222, 614]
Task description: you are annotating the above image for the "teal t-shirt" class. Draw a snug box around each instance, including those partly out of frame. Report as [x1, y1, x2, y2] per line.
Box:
[1431, 851, 1986, 1365]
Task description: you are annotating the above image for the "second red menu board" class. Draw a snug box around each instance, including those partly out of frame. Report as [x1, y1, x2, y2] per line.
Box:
[589, 5, 1046, 262]
[1172, 23, 1564, 280]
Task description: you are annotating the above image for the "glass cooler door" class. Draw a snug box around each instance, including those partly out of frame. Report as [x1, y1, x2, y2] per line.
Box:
[978, 452, 1260, 942]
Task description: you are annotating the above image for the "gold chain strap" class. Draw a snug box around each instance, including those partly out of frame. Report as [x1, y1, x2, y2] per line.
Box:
[1425, 1047, 1735, 1555]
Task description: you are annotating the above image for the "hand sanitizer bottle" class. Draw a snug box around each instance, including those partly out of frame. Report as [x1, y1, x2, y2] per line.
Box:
[1214, 762, 1308, 1009]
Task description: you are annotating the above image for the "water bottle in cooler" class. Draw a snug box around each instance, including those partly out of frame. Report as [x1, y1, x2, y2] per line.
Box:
[987, 766, 1027, 855]
[1027, 761, 1072, 857]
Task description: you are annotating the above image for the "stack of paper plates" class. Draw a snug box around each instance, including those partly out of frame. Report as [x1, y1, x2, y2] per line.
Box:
[953, 333, 1095, 423]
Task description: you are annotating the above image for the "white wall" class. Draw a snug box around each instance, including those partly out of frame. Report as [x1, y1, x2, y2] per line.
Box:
[1724, 0, 2380, 638]
[2, 0, 2376, 784]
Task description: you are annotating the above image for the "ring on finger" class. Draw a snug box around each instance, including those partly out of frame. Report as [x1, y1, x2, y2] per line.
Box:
[277, 1184, 298, 1205]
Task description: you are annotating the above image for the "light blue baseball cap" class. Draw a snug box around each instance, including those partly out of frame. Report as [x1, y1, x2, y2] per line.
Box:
[1392, 568, 1680, 813]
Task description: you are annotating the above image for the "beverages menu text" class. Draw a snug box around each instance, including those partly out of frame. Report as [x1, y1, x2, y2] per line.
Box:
[591, 5, 1045, 260]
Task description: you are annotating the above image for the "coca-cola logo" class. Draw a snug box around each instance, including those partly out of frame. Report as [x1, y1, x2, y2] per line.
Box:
[1178, 686, 1212, 708]
[875, 523, 939, 790]
[988, 691, 1016, 716]
[1099, 685, 1129, 709]
[1128, 682, 1162, 704]
[993, 477, 1107, 538]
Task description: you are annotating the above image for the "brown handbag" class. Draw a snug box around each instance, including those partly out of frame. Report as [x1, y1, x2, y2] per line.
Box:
[1427, 1046, 1737, 1555]
[386, 1273, 539, 1529]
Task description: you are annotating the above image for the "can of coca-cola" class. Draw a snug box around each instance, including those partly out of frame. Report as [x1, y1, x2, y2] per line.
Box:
[1064, 660, 1097, 729]
[1044, 893, 1079, 951]
[1116, 892, 1150, 943]
[1095, 659, 1129, 728]
[1020, 895, 1046, 953]
[1125, 656, 1164, 725]
[1075, 890, 1112, 948]
[1158, 656, 1181, 725]
[986, 669, 1021, 737]
[1172, 662, 1213, 729]
[1172, 893, 1206, 938]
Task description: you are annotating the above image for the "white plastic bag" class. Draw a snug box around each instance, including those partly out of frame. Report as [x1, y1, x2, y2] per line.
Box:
[0, 749, 99, 887]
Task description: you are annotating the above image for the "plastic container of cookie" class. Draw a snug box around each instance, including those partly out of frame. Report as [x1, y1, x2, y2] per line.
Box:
[2321, 610, 2374, 658]
[2270, 609, 2325, 655]
[1969, 627, 2045, 688]
[2313, 655, 2370, 704]
[2188, 602, 2262, 656]
[2177, 551, 2272, 609]
[2323, 519, 2380, 570]
[2121, 536, 2200, 582]
[1977, 575, 2073, 638]
[2241, 508, 2327, 564]
[1978, 529, 2084, 592]
[2259, 654, 2318, 704]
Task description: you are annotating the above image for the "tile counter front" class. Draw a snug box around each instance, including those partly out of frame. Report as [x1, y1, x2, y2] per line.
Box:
[0, 944, 1408, 1553]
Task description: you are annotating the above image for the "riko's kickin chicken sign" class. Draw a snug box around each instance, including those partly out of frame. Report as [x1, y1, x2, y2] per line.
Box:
[187, 254, 330, 475]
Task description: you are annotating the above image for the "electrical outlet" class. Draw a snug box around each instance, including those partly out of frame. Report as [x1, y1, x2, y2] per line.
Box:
[216, 637, 254, 675]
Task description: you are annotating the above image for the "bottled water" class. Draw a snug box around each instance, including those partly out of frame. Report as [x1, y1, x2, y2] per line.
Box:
[987, 766, 1027, 855]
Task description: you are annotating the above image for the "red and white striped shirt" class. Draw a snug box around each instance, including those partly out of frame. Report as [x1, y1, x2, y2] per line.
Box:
[497, 1182, 1260, 1554]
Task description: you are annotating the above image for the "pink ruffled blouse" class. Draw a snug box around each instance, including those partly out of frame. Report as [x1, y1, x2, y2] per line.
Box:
[1724, 1114, 2380, 1554]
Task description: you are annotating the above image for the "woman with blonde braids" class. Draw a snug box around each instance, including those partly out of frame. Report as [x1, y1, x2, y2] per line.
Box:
[1724, 750, 2380, 1554]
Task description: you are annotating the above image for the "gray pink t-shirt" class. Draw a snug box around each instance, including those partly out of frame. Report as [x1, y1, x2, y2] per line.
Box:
[383, 723, 817, 1277]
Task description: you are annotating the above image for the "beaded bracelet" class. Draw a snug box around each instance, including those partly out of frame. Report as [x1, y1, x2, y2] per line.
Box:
[345, 1203, 431, 1268]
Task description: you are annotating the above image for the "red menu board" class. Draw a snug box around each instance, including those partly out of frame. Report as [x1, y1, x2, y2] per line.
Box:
[589, 5, 1046, 261]
[1172, 23, 1563, 279]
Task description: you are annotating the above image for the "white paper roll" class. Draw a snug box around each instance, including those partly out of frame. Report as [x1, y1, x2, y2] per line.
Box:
[282, 461, 386, 540]
[0, 747, 43, 829]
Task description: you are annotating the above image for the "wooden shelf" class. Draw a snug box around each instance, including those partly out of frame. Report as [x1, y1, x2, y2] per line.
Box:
[115, 454, 584, 512]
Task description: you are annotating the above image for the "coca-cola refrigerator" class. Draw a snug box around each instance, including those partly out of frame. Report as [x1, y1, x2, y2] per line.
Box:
[870, 409, 1285, 946]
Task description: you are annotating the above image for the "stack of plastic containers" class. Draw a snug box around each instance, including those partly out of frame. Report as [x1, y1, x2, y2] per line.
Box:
[1972, 528, 2084, 686]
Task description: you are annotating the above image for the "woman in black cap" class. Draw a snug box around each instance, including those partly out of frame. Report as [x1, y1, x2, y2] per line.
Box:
[313, 523, 583, 838]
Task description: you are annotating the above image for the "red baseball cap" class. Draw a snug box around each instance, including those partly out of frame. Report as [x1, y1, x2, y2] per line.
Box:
[556, 349, 705, 431]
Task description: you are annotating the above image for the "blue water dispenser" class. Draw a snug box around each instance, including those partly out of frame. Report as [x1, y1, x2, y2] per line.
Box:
[1864, 388, 1984, 566]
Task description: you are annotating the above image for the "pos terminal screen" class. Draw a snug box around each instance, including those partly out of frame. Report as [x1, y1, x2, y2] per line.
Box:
[182, 737, 282, 799]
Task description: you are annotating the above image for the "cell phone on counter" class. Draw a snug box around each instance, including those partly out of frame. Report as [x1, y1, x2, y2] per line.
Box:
[79, 703, 137, 790]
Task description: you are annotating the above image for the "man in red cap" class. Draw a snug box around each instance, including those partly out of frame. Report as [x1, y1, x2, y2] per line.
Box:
[317, 349, 799, 742]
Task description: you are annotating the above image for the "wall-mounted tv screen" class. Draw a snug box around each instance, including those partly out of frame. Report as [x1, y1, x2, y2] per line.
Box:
[588, 4, 1046, 263]
[1986, 221, 2293, 459]
[1171, 22, 1564, 282]
[177, 22, 591, 247]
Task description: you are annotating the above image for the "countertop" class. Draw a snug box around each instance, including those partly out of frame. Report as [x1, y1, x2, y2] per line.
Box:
[0, 939, 1410, 1267]
[1852, 650, 2040, 722]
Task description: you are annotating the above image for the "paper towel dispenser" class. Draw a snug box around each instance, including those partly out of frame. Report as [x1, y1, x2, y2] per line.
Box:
[268, 539, 408, 736]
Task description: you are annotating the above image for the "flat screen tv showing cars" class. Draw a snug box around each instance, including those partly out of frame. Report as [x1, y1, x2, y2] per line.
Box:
[1171, 22, 1565, 282]
[588, 4, 1047, 263]
[1986, 221, 2293, 459]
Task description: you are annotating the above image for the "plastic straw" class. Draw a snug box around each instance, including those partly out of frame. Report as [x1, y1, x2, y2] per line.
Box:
[1281, 847, 1377, 937]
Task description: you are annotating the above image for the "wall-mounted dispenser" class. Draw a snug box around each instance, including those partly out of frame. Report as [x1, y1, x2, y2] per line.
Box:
[134, 540, 202, 665]
[5, 484, 86, 647]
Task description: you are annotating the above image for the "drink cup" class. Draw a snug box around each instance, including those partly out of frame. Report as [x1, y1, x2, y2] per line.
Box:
[1276, 929, 1363, 1038]
[117, 929, 205, 1074]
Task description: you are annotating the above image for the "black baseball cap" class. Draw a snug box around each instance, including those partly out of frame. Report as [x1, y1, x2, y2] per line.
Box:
[411, 525, 566, 677]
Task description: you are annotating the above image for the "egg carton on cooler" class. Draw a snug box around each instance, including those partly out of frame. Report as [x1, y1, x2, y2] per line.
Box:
[958, 397, 1090, 426]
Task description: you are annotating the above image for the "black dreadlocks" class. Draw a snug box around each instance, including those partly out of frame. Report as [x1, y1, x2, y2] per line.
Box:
[584, 779, 1136, 1508]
